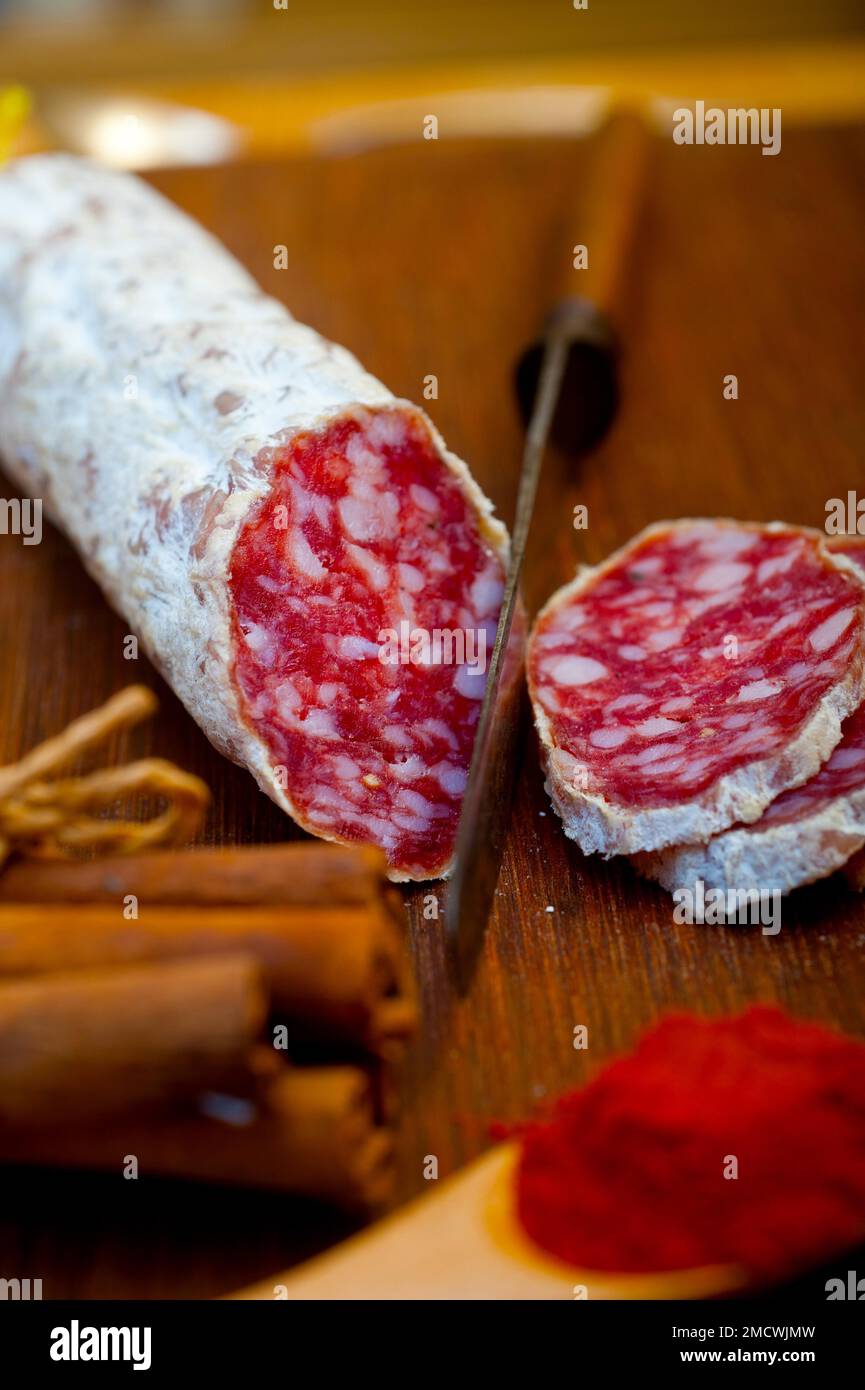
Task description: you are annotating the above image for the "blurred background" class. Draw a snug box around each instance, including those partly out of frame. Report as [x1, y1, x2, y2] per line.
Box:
[2, 0, 865, 167]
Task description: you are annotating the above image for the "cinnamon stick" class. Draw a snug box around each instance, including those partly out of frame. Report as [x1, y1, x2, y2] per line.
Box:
[0, 1066, 394, 1209]
[0, 955, 266, 1128]
[0, 842, 391, 908]
[0, 901, 415, 1052]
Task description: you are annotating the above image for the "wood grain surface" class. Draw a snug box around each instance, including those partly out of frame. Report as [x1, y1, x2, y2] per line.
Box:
[1, 125, 864, 1298]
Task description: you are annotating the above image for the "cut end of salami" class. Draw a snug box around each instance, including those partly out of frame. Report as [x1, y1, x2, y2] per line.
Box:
[527, 520, 865, 857]
[230, 404, 505, 880]
[637, 535, 865, 897]
[0, 155, 509, 883]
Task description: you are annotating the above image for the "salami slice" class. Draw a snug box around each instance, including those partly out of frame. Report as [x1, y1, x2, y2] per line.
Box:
[527, 521, 865, 856]
[0, 156, 507, 881]
[638, 537, 865, 895]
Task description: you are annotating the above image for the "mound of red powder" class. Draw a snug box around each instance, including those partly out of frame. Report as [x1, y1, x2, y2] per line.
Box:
[515, 1007, 865, 1279]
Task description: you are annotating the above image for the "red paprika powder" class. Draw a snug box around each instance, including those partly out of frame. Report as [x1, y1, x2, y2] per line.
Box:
[515, 1007, 865, 1279]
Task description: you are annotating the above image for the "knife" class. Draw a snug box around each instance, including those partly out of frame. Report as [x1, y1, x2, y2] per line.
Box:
[446, 110, 652, 992]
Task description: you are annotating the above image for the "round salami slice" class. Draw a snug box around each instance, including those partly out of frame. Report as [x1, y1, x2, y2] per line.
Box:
[527, 520, 865, 857]
[638, 536, 865, 895]
[0, 155, 507, 881]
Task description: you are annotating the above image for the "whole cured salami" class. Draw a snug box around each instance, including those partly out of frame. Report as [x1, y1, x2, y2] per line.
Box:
[0, 156, 507, 881]
[639, 538, 865, 895]
[527, 521, 865, 856]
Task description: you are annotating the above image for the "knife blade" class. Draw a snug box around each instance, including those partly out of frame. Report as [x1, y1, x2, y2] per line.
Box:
[446, 320, 595, 992]
[446, 111, 652, 992]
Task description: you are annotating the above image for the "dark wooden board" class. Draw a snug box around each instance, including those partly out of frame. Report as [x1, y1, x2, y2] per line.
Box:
[2, 126, 865, 1297]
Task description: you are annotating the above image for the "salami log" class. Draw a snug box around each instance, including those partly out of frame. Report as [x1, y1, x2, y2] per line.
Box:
[0, 156, 507, 881]
[638, 537, 865, 895]
[527, 521, 865, 856]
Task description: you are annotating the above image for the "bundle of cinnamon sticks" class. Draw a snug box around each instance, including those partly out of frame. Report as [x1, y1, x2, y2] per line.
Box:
[0, 842, 416, 1210]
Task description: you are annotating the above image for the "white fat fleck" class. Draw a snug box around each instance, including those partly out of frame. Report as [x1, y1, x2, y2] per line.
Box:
[345, 433, 382, 471]
[318, 683, 342, 704]
[692, 561, 751, 593]
[243, 623, 275, 664]
[691, 590, 742, 618]
[337, 491, 399, 543]
[409, 483, 439, 513]
[645, 627, 683, 654]
[337, 634, 380, 660]
[641, 754, 686, 776]
[669, 755, 713, 783]
[392, 812, 431, 832]
[589, 725, 629, 749]
[608, 588, 656, 609]
[274, 679, 301, 721]
[546, 654, 608, 686]
[426, 549, 450, 575]
[255, 574, 281, 594]
[757, 550, 797, 584]
[722, 711, 752, 729]
[346, 541, 389, 591]
[470, 570, 504, 617]
[607, 692, 651, 712]
[286, 477, 314, 522]
[814, 655, 846, 678]
[390, 591, 417, 628]
[628, 741, 681, 766]
[618, 645, 647, 662]
[397, 562, 425, 594]
[302, 708, 339, 738]
[391, 754, 427, 782]
[396, 787, 441, 818]
[736, 678, 782, 702]
[247, 691, 269, 719]
[555, 605, 588, 633]
[310, 493, 333, 528]
[766, 609, 804, 639]
[639, 601, 675, 619]
[694, 528, 756, 559]
[343, 810, 398, 846]
[434, 762, 468, 795]
[367, 412, 408, 448]
[417, 717, 459, 748]
[288, 528, 327, 580]
[382, 724, 414, 747]
[630, 554, 664, 574]
[332, 754, 362, 780]
[832, 746, 865, 769]
[726, 729, 777, 755]
[809, 606, 855, 654]
[635, 717, 681, 737]
[659, 696, 692, 714]
[454, 664, 487, 699]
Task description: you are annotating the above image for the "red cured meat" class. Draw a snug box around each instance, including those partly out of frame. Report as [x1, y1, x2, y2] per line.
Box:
[230, 406, 504, 880]
[528, 521, 865, 856]
[0, 156, 509, 882]
[640, 535, 865, 894]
